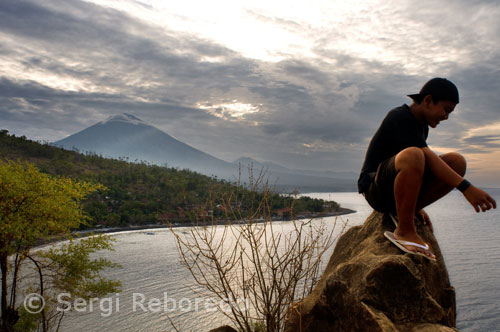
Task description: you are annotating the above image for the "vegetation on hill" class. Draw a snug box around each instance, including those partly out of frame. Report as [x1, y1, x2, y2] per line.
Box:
[0, 130, 342, 228]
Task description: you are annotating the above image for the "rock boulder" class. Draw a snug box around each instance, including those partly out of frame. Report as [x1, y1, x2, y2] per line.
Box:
[208, 325, 238, 332]
[285, 211, 458, 332]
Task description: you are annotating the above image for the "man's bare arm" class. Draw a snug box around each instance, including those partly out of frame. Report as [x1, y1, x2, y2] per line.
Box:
[421, 147, 496, 212]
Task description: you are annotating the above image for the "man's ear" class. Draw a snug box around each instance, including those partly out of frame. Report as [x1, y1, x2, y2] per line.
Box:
[422, 94, 434, 107]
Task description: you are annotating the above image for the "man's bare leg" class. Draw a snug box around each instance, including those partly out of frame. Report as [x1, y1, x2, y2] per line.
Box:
[393, 147, 435, 258]
[416, 152, 466, 210]
[393, 149, 467, 258]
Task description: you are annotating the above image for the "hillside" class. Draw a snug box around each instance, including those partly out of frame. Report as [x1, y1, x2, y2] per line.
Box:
[53, 113, 233, 176]
[0, 130, 346, 228]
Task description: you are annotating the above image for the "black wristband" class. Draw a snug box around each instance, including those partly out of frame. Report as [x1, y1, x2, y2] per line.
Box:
[457, 179, 471, 193]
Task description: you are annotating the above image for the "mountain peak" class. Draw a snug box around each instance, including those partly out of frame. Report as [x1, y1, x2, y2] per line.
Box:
[233, 157, 260, 164]
[100, 113, 146, 126]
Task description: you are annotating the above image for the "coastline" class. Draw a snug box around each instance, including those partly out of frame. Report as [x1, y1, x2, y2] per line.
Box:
[73, 207, 356, 237]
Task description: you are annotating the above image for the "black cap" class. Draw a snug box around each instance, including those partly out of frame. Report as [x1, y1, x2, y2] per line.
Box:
[408, 78, 459, 104]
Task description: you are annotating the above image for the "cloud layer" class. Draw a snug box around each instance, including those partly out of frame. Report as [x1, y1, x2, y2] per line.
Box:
[1, 0, 499, 186]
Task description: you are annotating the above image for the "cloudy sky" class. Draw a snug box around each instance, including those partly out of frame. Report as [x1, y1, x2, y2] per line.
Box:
[1, 0, 499, 187]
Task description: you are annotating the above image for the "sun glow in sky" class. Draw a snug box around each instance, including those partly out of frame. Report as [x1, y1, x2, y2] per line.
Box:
[197, 101, 261, 119]
[83, 0, 479, 68]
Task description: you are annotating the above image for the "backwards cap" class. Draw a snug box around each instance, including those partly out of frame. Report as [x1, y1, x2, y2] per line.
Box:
[408, 78, 459, 104]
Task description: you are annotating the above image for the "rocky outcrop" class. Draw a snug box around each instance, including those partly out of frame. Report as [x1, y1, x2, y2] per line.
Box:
[208, 326, 238, 332]
[285, 211, 458, 332]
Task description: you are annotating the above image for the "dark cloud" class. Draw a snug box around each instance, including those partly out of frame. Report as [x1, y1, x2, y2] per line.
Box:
[462, 135, 500, 150]
[453, 62, 500, 123]
[0, 1, 254, 129]
[0, 78, 213, 137]
[458, 147, 490, 154]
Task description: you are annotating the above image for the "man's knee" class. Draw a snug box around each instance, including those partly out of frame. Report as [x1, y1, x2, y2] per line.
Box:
[440, 152, 466, 176]
[395, 147, 425, 173]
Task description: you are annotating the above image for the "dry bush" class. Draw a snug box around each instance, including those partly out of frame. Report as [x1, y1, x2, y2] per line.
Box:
[170, 168, 346, 332]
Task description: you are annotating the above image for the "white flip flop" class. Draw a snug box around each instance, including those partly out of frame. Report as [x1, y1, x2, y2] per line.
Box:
[384, 231, 436, 261]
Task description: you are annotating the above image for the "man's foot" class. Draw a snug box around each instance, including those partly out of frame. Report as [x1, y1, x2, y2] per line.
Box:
[384, 231, 436, 261]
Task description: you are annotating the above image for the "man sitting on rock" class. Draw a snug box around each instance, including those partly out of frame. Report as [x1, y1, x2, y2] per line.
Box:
[358, 77, 496, 261]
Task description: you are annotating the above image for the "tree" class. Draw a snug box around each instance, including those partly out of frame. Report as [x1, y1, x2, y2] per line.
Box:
[171, 170, 347, 332]
[0, 160, 120, 332]
[14, 235, 121, 332]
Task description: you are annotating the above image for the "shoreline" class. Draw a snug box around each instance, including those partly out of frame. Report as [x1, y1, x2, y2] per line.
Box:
[73, 207, 356, 237]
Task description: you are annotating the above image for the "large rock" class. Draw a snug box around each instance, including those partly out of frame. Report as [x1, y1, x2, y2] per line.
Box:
[208, 326, 238, 332]
[285, 211, 458, 332]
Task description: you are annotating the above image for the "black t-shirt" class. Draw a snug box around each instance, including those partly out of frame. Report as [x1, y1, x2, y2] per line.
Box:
[358, 104, 429, 193]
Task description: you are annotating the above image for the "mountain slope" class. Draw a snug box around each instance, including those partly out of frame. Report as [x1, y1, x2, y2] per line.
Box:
[233, 157, 357, 179]
[233, 157, 357, 192]
[54, 113, 233, 176]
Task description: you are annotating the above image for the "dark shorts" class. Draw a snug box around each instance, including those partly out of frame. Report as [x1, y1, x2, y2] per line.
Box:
[363, 156, 398, 214]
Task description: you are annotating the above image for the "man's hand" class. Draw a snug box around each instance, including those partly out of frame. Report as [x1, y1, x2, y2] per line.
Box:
[463, 185, 497, 212]
[417, 209, 433, 233]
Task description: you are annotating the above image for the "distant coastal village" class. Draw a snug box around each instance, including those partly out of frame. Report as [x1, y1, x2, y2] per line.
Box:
[76, 207, 356, 238]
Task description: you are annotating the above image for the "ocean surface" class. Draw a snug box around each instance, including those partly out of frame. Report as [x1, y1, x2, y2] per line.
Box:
[58, 189, 500, 332]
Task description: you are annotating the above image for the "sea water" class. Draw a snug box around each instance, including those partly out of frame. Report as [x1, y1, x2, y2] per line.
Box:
[58, 189, 499, 331]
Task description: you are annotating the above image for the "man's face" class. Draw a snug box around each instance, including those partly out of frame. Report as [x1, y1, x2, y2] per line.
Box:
[423, 98, 457, 128]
